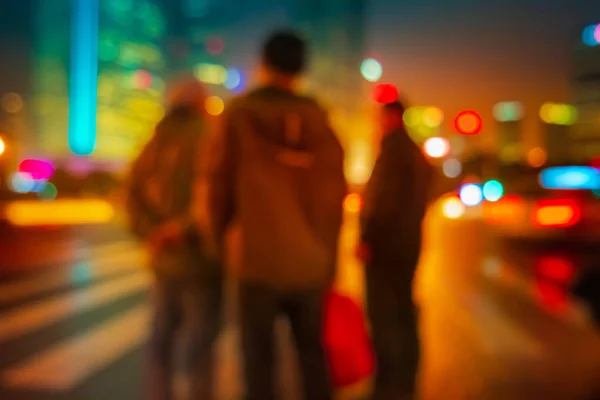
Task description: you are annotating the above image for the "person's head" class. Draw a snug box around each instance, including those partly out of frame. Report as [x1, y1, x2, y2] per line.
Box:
[258, 30, 307, 88]
[164, 75, 207, 114]
[380, 100, 407, 137]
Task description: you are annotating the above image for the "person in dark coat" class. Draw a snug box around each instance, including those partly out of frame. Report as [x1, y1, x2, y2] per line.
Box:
[357, 100, 433, 400]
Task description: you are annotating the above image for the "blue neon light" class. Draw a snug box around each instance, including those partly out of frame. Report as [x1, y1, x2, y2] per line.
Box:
[68, 0, 99, 156]
[539, 166, 600, 190]
[582, 24, 599, 47]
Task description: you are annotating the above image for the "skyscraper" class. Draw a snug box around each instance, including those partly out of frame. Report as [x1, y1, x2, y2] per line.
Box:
[32, 0, 168, 166]
[571, 23, 600, 162]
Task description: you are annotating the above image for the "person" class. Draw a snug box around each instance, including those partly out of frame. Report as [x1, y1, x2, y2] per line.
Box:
[207, 30, 347, 400]
[357, 100, 433, 400]
[124, 78, 223, 400]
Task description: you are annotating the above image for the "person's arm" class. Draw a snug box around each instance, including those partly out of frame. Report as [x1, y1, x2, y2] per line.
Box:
[360, 137, 407, 246]
[206, 107, 238, 251]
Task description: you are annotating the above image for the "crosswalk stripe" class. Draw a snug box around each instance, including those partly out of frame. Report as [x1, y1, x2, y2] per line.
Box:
[1, 304, 150, 391]
[0, 272, 151, 343]
[0, 250, 145, 305]
[76, 240, 138, 257]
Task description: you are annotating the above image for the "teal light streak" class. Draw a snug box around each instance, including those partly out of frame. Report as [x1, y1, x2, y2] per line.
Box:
[69, 0, 99, 155]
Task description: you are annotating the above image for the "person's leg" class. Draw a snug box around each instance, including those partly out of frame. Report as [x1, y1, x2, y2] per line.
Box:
[285, 289, 333, 400]
[148, 278, 182, 400]
[180, 272, 224, 400]
[366, 268, 406, 400]
[239, 282, 279, 400]
[394, 277, 420, 397]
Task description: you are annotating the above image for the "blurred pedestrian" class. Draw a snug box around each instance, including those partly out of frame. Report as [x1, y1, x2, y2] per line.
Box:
[357, 101, 433, 400]
[207, 30, 347, 400]
[125, 77, 223, 400]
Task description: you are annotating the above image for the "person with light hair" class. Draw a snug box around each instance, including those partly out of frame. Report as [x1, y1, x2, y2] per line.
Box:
[125, 75, 223, 400]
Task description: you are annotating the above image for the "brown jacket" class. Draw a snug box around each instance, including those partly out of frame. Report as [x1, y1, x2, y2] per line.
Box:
[207, 86, 347, 290]
[124, 106, 215, 278]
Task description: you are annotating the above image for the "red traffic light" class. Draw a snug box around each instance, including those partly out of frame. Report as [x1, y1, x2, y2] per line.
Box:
[372, 84, 398, 104]
[455, 110, 482, 135]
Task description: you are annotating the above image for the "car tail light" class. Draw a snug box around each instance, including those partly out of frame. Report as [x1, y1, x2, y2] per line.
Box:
[535, 255, 576, 284]
[533, 199, 581, 228]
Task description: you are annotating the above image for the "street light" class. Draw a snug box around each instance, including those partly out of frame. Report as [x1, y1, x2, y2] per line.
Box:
[455, 110, 482, 135]
[423, 137, 450, 158]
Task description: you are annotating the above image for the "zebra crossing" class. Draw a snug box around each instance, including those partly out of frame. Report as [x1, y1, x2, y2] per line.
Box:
[0, 240, 153, 397]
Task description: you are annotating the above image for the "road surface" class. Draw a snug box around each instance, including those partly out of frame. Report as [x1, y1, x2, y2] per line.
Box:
[0, 202, 599, 400]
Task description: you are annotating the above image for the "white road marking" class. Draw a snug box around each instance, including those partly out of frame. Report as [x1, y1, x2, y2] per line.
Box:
[1, 305, 150, 391]
[0, 272, 151, 343]
[0, 249, 144, 305]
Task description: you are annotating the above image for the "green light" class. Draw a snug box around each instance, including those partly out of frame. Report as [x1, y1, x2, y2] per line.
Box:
[360, 58, 382, 82]
[493, 101, 523, 122]
[38, 182, 58, 201]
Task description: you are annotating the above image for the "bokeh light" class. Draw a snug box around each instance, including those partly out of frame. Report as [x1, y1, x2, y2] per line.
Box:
[205, 96, 224, 116]
[344, 193, 363, 213]
[132, 70, 152, 90]
[493, 101, 523, 122]
[0, 137, 5, 156]
[194, 63, 227, 85]
[18, 159, 55, 180]
[455, 111, 482, 135]
[205, 36, 224, 55]
[225, 68, 242, 90]
[422, 107, 444, 128]
[1, 92, 24, 114]
[360, 58, 382, 82]
[539, 103, 577, 125]
[403, 107, 422, 128]
[526, 147, 547, 168]
[372, 84, 398, 104]
[459, 183, 483, 206]
[38, 182, 58, 201]
[582, 24, 600, 46]
[443, 158, 462, 178]
[539, 166, 600, 190]
[442, 197, 466, 219]
[10, 172, 35, 193]
[482, 180, 504, 202]
[423, 137, 450, 158]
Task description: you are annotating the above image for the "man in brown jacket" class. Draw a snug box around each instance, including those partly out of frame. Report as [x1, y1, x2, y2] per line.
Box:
[207, 31, 347, 400]
[358, 101, 433, 400]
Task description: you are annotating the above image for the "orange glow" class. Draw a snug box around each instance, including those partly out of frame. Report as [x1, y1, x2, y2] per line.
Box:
[526, 147, 547, 168]
[6, 199, 115, 226]
[0, 137, 5, 156]
[482, 195, 524, 224]
[344, 194, 363, 213]
[534, 200, 581, 228]
[205, 96, 224, 116]
[441, 196, 465, 219]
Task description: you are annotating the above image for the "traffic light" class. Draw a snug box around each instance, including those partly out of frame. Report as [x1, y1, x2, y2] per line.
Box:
[372, 84, 398, 104]
[455, 111, 482, 135]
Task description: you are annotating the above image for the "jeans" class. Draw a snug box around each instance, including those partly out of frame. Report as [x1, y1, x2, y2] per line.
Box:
[366, 266, 420, 400]
[148, 272, 223, 400]
[238, 282, 333, 400]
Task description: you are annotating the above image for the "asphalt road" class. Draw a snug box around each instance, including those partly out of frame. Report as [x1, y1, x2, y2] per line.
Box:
[0, 202, 599, 400]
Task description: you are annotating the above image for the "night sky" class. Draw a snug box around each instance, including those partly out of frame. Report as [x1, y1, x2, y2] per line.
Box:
[368, 0, 600, 148]
[1, 0, 600, 149]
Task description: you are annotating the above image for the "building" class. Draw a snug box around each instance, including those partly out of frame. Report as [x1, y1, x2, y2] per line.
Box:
[32, 0, 168, 168]
[570, 23, 600, 162]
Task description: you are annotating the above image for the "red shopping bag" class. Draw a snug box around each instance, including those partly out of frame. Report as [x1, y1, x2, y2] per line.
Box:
[323, 290, 375, 388]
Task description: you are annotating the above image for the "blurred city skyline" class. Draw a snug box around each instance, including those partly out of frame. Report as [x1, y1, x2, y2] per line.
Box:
[1, 1, 600, 152]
